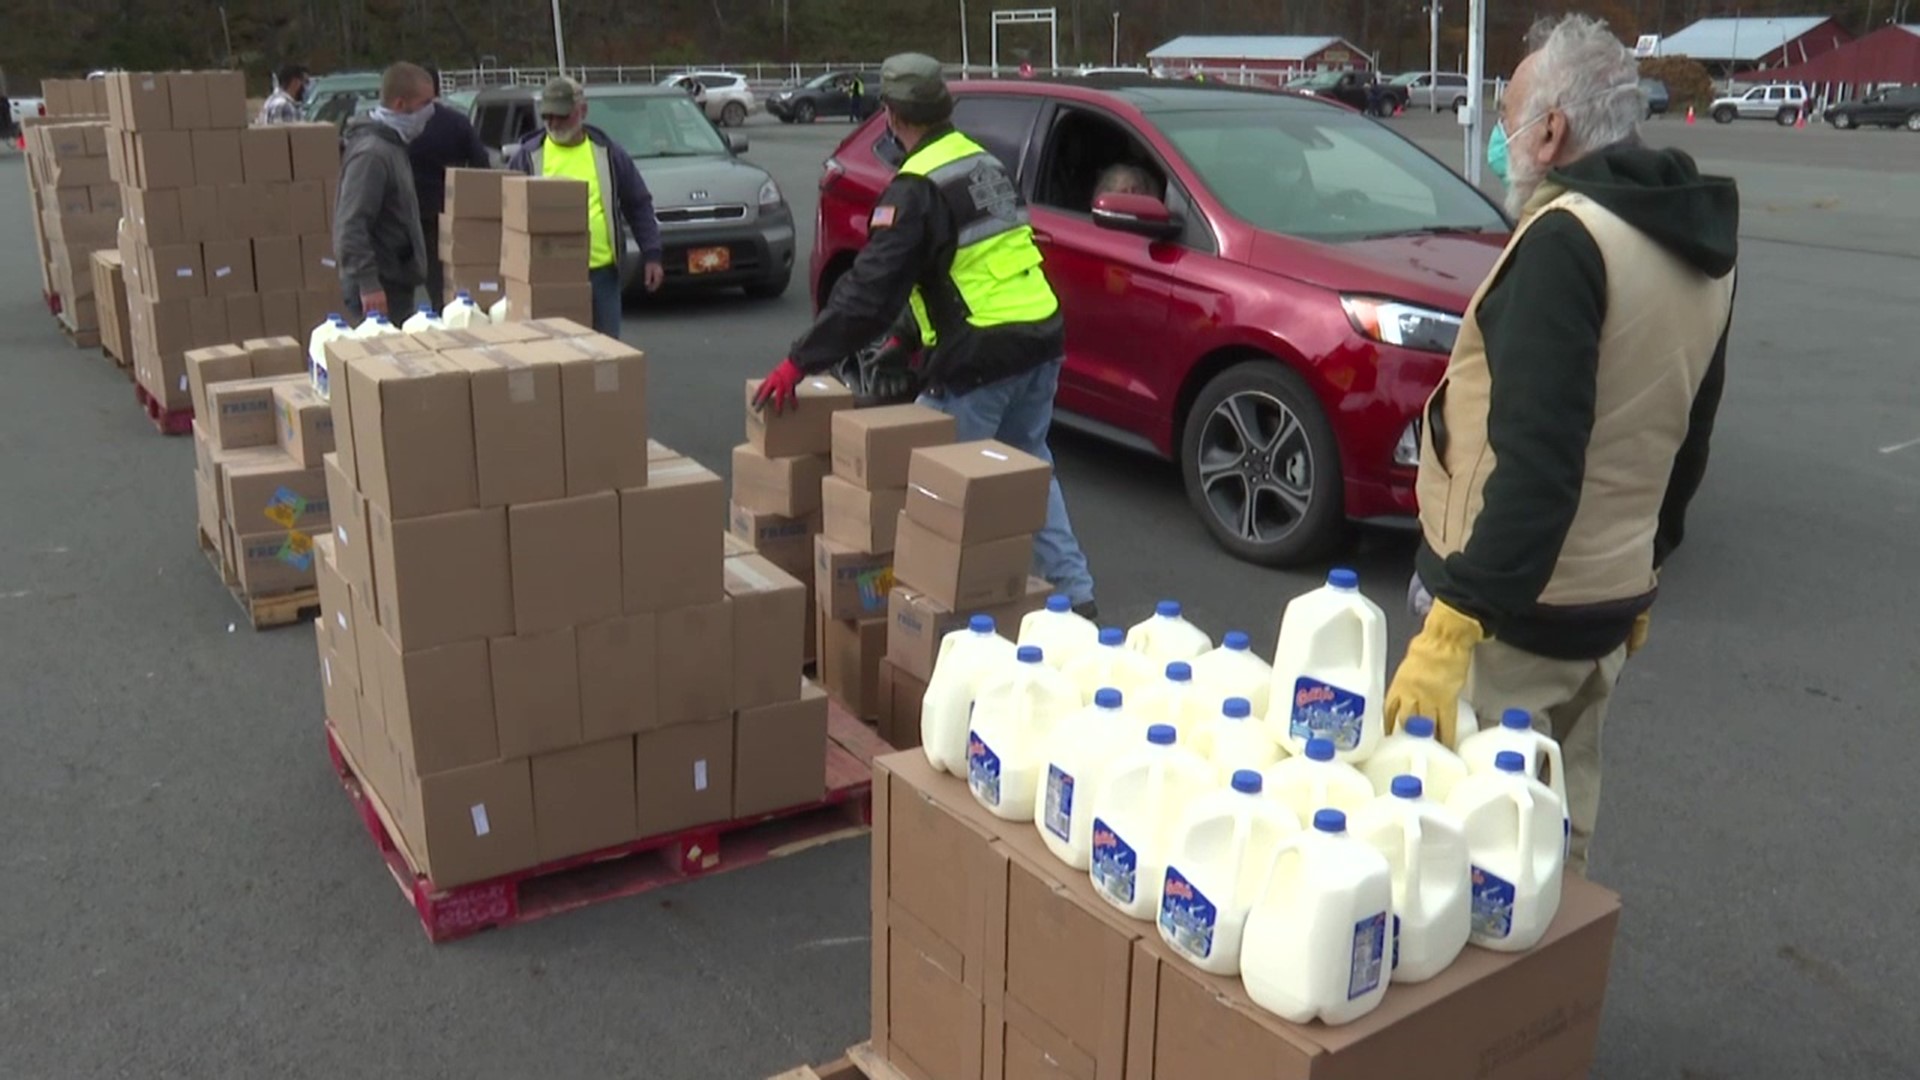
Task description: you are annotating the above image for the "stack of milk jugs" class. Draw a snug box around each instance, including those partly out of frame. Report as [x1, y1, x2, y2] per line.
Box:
[922, 568, 1571, 1026]
[303, 288, 494, 399]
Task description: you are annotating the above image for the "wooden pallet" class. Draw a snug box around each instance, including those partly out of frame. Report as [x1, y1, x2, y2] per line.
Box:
[134, 383, 193, 436]
[773, 1043, 905, 1080]
[199, 527, 318, 629]
[61, 323, 101, 348]
[328, 705, 890, 944]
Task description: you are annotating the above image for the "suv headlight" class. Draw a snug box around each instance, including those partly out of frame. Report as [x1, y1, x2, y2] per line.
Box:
[1340, 296, 1462, 355]
[758, 178, 784, 208]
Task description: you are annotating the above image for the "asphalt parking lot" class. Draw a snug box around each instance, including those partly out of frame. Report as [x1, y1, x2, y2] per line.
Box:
[2, 106, 1917, 1079]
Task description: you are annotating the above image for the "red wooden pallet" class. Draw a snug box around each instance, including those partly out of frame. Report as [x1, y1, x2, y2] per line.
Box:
[44, 290, 62, 316]
[327, 707, 892, 943]
[134, 383, 193, 435]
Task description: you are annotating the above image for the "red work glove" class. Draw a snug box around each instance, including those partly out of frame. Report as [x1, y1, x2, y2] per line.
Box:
[754, 358, 805, 414]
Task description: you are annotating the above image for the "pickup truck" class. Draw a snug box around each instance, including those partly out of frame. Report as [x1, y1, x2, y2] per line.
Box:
[7, 96, 46, 133]
[1286, 70, 1402, 116]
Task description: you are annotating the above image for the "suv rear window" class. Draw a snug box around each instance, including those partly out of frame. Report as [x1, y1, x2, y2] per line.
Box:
[952, 95, 1043, 175]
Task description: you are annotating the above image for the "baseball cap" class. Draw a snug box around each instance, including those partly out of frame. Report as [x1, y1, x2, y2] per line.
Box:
[539, 77, 583, 117]
[880, 53, 949, 106]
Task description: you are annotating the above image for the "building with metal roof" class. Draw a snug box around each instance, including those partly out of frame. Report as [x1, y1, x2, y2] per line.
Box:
[1653, 16, 1852, 74]
[1146, 35, 1373, 81]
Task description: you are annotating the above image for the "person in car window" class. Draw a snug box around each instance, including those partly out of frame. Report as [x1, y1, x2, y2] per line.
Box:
[755, 53, 1099, 615]
[1385, 15, 1738, 877]
[1093, 163, 1161, 200]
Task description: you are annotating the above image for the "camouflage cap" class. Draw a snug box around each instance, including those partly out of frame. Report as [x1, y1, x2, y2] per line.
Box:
[880, 53, 950, 106]
[539, 77, 583, 117]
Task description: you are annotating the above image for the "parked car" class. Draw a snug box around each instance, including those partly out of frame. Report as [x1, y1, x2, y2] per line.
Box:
[304, 71, 382, 129]
[1824, 85, 1920, 130]
[1640, 78, 1670, 117]
[1390, 71, 1472, 112]
[469, 84, 794, 299]
[660, 70, 756, 127]
[1709, 82, 1810, 124]
[767, 70, 879, 124]
[1291, 70, 1401, 116]
[812, 81, 1509, 564]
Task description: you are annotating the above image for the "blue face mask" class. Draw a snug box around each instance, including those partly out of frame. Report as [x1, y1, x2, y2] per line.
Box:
[1486, 121, 1511, 184]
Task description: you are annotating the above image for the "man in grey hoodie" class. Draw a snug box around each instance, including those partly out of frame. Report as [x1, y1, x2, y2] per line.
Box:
[333, 63, 435, 320]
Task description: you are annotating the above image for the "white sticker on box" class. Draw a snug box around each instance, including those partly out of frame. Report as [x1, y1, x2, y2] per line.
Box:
[981, 449, 1009, 461]
[480, 280, 499, 292]
[175, 268, 192, 278]
[470, 804, 491, 836]
[336, 524, 348, 545]
[506, 369, 536, 404]
[321, 257, 337, 269]
[323, 656, 333, 687]
[336, 610, 347, 632]
[693, 760, 709, 791]
[593, 361, 619, 392]
[215, 266, 231, 278]
[178, 375, 188, 391]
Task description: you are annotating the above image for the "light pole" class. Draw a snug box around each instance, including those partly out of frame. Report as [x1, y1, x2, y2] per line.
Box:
[960, 0, 971, 73]
[1111, 11, 1120, 67]
[1462, 0, 1486, 184]
[551, 0, 568, 72]
[1426, 2, 1442, 112]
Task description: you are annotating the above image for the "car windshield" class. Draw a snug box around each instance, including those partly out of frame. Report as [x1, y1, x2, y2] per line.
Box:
[806, 72, 844, 89]
[590, 95, 729, 158]
[1390, 73, 1423, 86]
[1295, 72, 1343, 89]
[1155, 105, 1506, 241]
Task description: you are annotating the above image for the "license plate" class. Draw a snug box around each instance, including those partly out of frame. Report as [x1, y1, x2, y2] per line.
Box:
[688, 247, 731, 274]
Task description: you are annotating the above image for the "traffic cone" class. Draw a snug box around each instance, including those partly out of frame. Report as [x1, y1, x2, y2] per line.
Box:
[1795, 108, 1807, 128]
[1685, 104, 1695, 124]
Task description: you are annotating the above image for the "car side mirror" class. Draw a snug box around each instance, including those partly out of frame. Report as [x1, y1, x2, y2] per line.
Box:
[1092, 192, 1181, 240]
[726, 131, 748, 154]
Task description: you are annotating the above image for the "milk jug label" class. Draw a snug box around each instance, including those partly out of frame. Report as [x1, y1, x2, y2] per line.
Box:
[1290, 677, 1366, 751]
[1090, 818, 1137, 904]
[1042, 764, 1075, 842]
[1471, 866, 1517, 940]
[1158, 867, 1218, 959]
[1391, 913, 1401, 971]
[966, 732, 1003, 807]
[1348, 911, 1387, 999]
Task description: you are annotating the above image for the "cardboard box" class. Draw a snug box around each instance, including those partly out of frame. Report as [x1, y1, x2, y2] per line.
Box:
[232, 529, 319, 596]
[878, 658, 927, 751]
[446, 168, 506, 219]
[577, 614, 659, 740]
[491, 626, 584, 758]
[440, 214, 503, 264]
[502, 176, 589, 234]
[404, 757, 537, 888]
[186, 344, 253, 422]
[894, 516, 1033, 612]
[286, 123, 341, 181]
[133, 131, 196, 189]
[224, 451, 329, 534]
[347, 353, 478, 519]
[121, 71, 175, 132]
[886, 580, 1051, 683]
[620, 457, 725, 614]
[504, 278, 592, 324]
[732, 444, 828, 518]
[206, 373, 300, 450]
[144, 241, 204, 301]
[204, 70, 249, 129]
[821, 614, 887, 720]
[125, 187, 181, 246]
[728, 503, 821, 580]
[445, 265, 506, 308]
[315, 536, 358, 679]
[370, 632, 498, 775]
[300, 233, 339, 293]
[633, 717, 733, 838]
[835, 404, 958, 490]
[323, 454, 373, 597]
[240, 126, 293, 183]
[508, 492, 621, 635]
[501, 227, 590, 281]
[191, 128, 242, 186]
[369, 505, 514, 650]
[439, 347, 565, 506]
[554, 335, 648, 496]
[164, 73, 210, 130]
[254, 235, 305, 294]
[733, 680, 829, 817]
[201, 238, 255, 297]
[288, 181, 329, 236]
[655, 600, 734, 728]
[743, 375, 856, 458]
[824, 476, 909, 554]
[319, 629, 363, 753]
[226, 294, 264, 344]
[907, 441, 1052, 545]
[272, 380, 334, 467]
[722, 530, 753, 558]
[90, 183, 122, 217]
[202, 184, 247, 241]
[260, 291, 304, 339]
[531, 736, 639, 862]
[244, 336, 307, 378]
[817, 535, 895, 621]
[725, 554, 807, 712]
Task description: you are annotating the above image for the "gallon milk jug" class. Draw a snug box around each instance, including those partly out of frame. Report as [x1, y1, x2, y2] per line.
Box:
[401, 303, 443, 333]
[1262, 737, 1373, 824]
[1038, 688, 1142, 869]
[1363, 716, 1470, 801]
[1190, 630, 1273, 716]
[1351, 776, 1471, 983]
[1064, 626, 1158, 704]
[1269, 568, 1387, 762]
[1126, 600, 1213, 663]
[967, 646, 1080, 822]
[1135, 661, 1217, 758]
[1241, 809, 1394, 1025]
[921, 615, 1017, 776]
[353, 311, 400, 339]
[1447, 752, 1565, 952]
[307, 314, 350, 399]
[1459, 709, 1569, 820]
[1209, 697, 1282, 780]
[1158, 770, 1300, 975]
[1018, 594, 1100, 672]
[1090, 724, 1214, 921]
[441, 289, 488, 328]
[488, 296, 510, 323]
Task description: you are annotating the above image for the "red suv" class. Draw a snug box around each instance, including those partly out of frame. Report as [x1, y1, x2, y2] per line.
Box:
[812, 79, 1509, 565]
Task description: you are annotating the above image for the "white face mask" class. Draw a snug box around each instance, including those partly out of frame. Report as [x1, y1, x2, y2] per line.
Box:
[374, 103, 432, 142]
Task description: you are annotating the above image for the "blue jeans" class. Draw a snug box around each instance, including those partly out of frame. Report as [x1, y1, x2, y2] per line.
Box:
[919, 360, 1095, 605]
[590, 265, 623, 338]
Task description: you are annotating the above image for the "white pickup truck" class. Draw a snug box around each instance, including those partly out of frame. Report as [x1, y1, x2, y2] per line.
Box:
[8, 96, 47, 130]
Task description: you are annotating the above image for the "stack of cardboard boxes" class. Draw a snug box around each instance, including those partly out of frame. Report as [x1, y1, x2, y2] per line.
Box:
[311, 320, 827, 888]
[870, 749, 1624, 1080]
[23, 118, 117, 342]
[188, 338, 328, 598]
[439, 168, 507, 314]
[104, 70, 341, 414]
[881, 442, 1055, 747]
[91, 250, 134, 366]
[501, 176, 593, 324]
[814, 405, 957, 723]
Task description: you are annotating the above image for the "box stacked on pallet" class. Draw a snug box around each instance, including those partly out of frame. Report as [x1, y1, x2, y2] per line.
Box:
[813, 405, 956, 723]
[500, 176, 592, 323]
[313, 322, 827, 889]
[91, 250, 133, 368]
[439, 168, 506, 314]
[104, 70, 341, 416]
[24, 118, 115, 341]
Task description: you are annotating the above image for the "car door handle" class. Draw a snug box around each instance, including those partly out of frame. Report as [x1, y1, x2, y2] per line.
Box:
[1031, 230, 1054, 245]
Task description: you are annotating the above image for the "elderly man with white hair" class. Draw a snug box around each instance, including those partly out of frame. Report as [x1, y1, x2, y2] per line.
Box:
[1384, 14, 1738, 877]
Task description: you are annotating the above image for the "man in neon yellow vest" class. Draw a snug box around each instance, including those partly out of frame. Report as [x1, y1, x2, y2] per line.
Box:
[755, 53, 1096, 614]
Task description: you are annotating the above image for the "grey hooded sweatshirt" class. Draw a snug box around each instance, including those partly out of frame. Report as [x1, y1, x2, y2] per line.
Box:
[333, 115, 428, 296]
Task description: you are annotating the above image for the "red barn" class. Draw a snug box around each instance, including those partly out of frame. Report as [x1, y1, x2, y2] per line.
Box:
[1654, 16, 1853, 78]
[1146, 35, 1372, 84]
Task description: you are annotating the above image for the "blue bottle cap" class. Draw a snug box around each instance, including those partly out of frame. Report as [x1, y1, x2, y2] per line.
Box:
[1046, 594, 1071, 613]
[1495, 751, 1527, 773]
[1304, 738, 1336, 762]
[1094, 688, 1123, 709]
[1099, 626, 1125, 646]
[1223, 630, 1250, 651]
[455, 289, 471, 299]
[1327, 568, 1359, 590]
[1313, 809, 1347, 833]
[1156, 599, 1182, 618]
[1501, 708, 1532, 731]
[1165, 661, 1192, 682]
[325, 312, 343, 322]
[1147, 724, 1177, 745]
[1391, 775, 1424, 799]
[1017, 645, 1044, 664]
[1404, 716, 1436, 739]
[418, 303, 433, 313]
[1231, 769, 1263, 794]
[1222, 697, 1252, 719]
[969, 614, 995, 633]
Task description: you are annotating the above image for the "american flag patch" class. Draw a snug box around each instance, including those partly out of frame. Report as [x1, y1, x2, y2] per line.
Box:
[870, 205, 898, 228]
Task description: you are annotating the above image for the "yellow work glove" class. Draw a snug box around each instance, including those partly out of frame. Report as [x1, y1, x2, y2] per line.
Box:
[1384, 598, 1485, 745]
[1627, 610, 1651, 656]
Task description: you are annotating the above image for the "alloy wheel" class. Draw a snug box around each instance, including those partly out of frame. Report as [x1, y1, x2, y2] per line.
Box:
[1195, 390, 1315, 544]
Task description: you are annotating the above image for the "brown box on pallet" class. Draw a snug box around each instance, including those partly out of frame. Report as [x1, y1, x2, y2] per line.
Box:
[402, 757, 537, 889]
[509, 492, 621, 636]
[260, 291, 304, 340]
[885, 579, 1051, 684]
[816, 535, 894, 622]
[823, 475, 909, 554]
[501, 227, 588, 281]
[300, 233, 339, 292]
[834, 404, 957, 490]
[733, 679, 829, 818]
[447, 344, 566, 507]
[440, 214, 503, 265]
[272, 380, 334, 467]
[347, 353, 479, 519]
[577, 614, 659, 740]
[655, 599, 734, 728]
[491, 626, 583, 758]
[877, 659, 927, 751]
[743, 375, 856, 458]
[188, 185, 233, 243]
[204, 70, 249, 129]
[133, 131, 196, 189]
[125, 188, 182, 246]
[244, 336, 307, 378]
[225, 295, 264, 343]
[728, 502, 820, 580]
[634, 717, 733, 838]
[186, 344, 253, 421]
[531, 736, 638, 862]
[819, 613, 886, 720]
[191, 128, 242, 186]
[906, 441, 1052, 545]
[314, 536, 358, 682]
[322, 454, 373, 599]
[725, 553, 807, 712]
[144, 241, 205, 301]
[223, 450, 329, 535]
[285, 123, 342, 182]
[369, 504, 514, 650]
[201, 238, 255, 297]
[445, 265, 505, 309]
[205, 373, 299, 449]
[502, 175, 588, 234]
[240, 126, 292, 183]
[552, 334, 648, 496]
[732, 444, 828, 518]
[504, 278, 592, 324]
[287, 180, 329, 237]
[368, 631, 497, 776]
[620, 457, 725, 613]
[231, 529, 319, 596]
[894, 515, 1032, 613]
[446, 168, 505, 219]
[254, 235, 305, 294]
[163, 73, 210, 130]
[319, 623, 364, 752]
